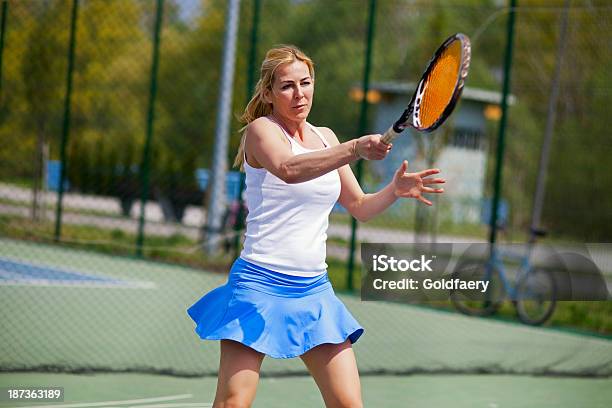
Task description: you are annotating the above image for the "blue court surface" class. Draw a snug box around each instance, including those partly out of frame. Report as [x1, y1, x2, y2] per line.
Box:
[0, 257, 155, 288]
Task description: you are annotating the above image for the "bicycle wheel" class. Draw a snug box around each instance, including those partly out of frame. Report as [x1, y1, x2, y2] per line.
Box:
[515, 268, 556, 325]
[450, 261, 503, 317]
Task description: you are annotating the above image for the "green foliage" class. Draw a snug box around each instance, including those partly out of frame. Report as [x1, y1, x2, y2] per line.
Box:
[500, 3, 612, 240]
[0, 0, 610, 239]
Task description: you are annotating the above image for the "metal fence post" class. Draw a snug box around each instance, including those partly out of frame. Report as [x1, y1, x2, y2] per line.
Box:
[205, 0, 241, 255]
[489, 0, 517, 245]
[54, 0, 79, 242]
[530, 0, 570, 237]
[347, 0, 377, 291]
[0, 1, 8, 97]
[136, 0, 164, 256]
[233, 0, 261, 259]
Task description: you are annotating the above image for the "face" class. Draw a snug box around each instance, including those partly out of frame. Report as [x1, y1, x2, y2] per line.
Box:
[265, 60, 314, 122]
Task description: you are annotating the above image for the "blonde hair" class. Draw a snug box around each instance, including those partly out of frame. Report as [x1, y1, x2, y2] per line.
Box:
[233, 45, 315, 170]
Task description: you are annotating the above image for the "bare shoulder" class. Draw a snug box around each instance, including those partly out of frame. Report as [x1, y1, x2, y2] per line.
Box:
[246, 116, 287, 144]
[315, 126, 341, 146]
[247, 116, 275, 136]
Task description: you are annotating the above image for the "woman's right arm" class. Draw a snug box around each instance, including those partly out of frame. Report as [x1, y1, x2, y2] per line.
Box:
[245, 118, 391, 184]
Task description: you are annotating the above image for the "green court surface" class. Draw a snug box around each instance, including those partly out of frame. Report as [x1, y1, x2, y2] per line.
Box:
[1, 372, 612, 408]
[1, 238, 612, 407]
[2, 238, 612, 377]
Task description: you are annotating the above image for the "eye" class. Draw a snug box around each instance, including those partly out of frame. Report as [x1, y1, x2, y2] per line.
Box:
[282, 84, 292, 90]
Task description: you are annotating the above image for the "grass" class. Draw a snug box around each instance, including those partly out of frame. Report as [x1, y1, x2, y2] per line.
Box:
[330, 211, 489, 238]
[0, 196, 132, 220]
[0, 215, 233, 272]
[0, 178, 34, 189]
[1, 213, 610, 336]
[327, 236, 350, 246]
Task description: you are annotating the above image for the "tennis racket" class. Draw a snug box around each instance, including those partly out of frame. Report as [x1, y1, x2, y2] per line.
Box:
[381, 33, 471, 144]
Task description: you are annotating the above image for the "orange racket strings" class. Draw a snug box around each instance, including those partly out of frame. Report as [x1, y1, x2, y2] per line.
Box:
[419, 40, 462, 129]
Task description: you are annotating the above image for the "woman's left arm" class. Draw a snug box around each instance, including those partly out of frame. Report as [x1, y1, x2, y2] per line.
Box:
[320, 128, 445, 222]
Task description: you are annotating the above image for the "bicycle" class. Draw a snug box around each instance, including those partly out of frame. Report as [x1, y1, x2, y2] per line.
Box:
[450, 228, 557, 325]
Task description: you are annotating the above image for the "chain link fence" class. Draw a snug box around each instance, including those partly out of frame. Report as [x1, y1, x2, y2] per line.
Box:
[1, 0, 611, 377]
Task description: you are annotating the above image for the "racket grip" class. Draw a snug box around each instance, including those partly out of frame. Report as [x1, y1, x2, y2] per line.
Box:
[381, 126, 401, 144]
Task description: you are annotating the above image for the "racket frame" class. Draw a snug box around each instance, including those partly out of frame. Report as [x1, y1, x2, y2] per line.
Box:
[382, 33, 471, 144]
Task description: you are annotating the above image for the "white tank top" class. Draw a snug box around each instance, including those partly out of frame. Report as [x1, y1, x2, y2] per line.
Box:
[240, 118, 341, 277]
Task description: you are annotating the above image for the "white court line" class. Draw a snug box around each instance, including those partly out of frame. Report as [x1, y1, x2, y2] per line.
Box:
[17, 394, 193, 408]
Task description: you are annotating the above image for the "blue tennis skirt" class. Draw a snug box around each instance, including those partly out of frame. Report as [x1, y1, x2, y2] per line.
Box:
[187, 257, 364, 359]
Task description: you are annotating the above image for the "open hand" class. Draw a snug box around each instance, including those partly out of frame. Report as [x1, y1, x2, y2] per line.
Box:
[393, 160, 445, 206]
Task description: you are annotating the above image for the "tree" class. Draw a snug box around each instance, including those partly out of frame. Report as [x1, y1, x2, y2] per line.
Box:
[21, 1, 68, 220]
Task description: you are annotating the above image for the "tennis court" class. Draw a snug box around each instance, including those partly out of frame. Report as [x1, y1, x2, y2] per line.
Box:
[1, 238, 611, 406]
[2, 1, 612, 406]
[2, 372, 612, 408]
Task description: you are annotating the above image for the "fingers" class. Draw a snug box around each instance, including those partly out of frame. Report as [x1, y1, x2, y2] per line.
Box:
[395, 160, 408, 178]
[417, 195, 433, 206]
[375, 142, 392, 155]
[370, 145, 391, 160]
[418, 168, 441, 178]
[422, 186, 444, 194]
[422, 177, 446, 186]
[373, 137, 392, 154]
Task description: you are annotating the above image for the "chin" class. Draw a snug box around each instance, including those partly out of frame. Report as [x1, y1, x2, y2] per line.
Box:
[295, 109, 311, 120]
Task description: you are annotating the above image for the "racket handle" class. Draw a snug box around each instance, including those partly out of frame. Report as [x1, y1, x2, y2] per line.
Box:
[381, 126, 401, 144]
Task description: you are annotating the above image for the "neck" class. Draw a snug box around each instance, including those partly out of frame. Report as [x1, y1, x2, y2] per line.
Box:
[269, 112, 307, 140]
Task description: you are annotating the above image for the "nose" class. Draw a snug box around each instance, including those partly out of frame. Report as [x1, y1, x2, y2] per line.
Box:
[295, 85, 304, 99]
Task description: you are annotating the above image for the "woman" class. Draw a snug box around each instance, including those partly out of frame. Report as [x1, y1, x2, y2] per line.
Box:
[188, 45, 445, 408]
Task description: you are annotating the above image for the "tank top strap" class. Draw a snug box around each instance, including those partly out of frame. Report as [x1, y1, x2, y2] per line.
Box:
[267, 115, 330, 149]
[306, 123, 330, 148]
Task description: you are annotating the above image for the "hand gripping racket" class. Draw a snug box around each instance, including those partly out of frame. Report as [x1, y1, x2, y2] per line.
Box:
[381, 33, 471, 144]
